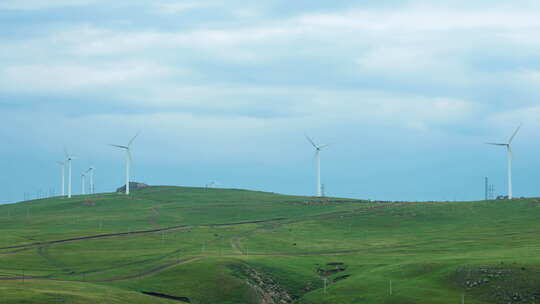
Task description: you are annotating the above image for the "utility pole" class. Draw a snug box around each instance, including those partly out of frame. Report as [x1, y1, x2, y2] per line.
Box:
[321, 184, 325, 198]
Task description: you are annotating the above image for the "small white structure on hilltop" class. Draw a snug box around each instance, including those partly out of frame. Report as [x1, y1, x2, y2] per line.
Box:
[116, 182, 149, 193]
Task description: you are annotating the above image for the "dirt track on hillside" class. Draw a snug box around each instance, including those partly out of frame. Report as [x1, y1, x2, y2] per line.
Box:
[0, 218, 288, 251]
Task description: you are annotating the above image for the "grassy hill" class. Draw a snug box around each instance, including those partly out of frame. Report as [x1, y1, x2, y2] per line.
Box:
[1, 186, 539, 303]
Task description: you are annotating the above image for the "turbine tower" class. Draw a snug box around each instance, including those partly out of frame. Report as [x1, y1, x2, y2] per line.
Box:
[305, 134, 330, 197]
[57, 161, 65, 197]
[81, 172, 86, 195]
[486, 125, 521, 199]
[64, 150, 76, 198]
[110, 133, 139, 195]
[86, 167, 95, 194]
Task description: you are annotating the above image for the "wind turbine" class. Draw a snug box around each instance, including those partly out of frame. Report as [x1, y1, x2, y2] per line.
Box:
[81, 171, 86, 195]
[305, 134, 330, 197]
[486, 125, 521, 199]
[64, 150, 76, 198]
[110, 133, 139, 195]
[57, 161, 65, 197]
[86, 167, 95, 194]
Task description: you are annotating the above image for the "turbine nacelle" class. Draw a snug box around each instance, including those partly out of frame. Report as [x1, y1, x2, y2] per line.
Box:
[305, 134, 330, 151]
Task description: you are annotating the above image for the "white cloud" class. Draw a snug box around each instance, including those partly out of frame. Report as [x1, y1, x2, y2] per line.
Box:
[357, 47, 439, 72]
[154, 2, 210, 15]
[487, 106, 540, 129]
[0, 0, 103, 10]
[513, 69, 540, 85]
[0, 1, 535, 132]
[297, 6, 540, 32]
[0, 62, 176, 92]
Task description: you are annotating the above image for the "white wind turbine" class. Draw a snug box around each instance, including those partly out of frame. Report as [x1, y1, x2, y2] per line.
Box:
[486, 125, 521, 200]
[81, 171, 86, 195]
[64, 150, 76, 198]
[56, 161, 65, 197]
[110, 133, 139, 195]
[305, 134, 330, 197]
[86, 167, 95, 194]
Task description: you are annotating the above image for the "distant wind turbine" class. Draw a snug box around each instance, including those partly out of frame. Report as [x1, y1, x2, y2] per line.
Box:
[57, 161, 65, 197]
[81, 171, 86, 195]
[110, 133, 139, 195]
[64, 150, 76, 198]
[86, 167, 95, 194]
[305, 134, 330, 197]
[486, 125, 521, 199]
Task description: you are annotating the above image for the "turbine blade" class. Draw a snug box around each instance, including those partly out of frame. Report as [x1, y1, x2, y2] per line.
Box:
[128, 131, 140, 147]
[110, 144, 129, 149]
[508, 125, 521, 144]
[319, 143, 332, 149]
[485, 142, 507, 146]
[57, 161, 64, 165]
[127, 149, 133, 163]
[304, 133, 318, 149]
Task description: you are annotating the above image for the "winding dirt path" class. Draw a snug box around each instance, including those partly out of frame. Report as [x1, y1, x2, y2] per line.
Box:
[94, 256, 200, 282]
[0, 225, 190, 251]
[0, 218, 288, 251]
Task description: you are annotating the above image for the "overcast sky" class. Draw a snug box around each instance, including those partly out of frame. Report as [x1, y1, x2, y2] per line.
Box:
[1, 0, 540, 203]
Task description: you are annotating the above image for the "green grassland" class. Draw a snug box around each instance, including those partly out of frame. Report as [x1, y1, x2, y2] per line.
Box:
[1, 186, 539, 303]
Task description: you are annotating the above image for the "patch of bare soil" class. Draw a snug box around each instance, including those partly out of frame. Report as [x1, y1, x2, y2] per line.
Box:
[230, 263, 294, 304]
[316, 262, 347, 276]
[83, 200, 96, 206]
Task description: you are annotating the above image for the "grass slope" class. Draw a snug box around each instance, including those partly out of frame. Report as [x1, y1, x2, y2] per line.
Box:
[1, 186, 539, 303]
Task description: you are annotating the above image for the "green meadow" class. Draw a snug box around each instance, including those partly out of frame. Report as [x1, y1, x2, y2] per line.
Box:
[1, 186, 539, 303]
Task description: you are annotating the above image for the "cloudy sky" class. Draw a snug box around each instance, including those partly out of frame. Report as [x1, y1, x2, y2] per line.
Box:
[1, 0, 540, 203]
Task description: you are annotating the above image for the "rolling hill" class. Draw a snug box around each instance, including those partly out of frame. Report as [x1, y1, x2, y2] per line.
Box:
[1, 186, 539, 304]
